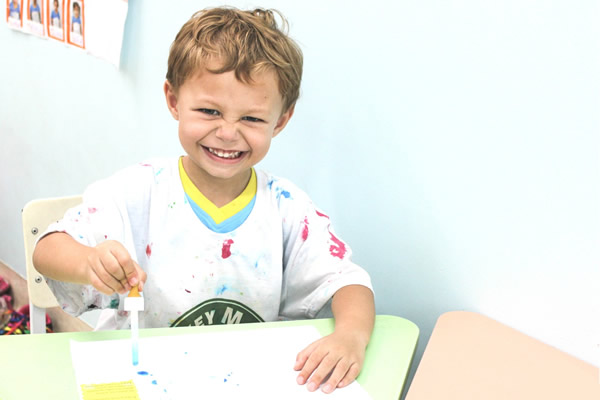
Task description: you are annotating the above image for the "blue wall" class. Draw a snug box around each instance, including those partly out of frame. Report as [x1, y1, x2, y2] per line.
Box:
[1, 0, 598, 390]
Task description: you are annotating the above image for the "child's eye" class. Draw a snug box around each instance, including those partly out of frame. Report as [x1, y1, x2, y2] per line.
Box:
[241, 116, 264, 123]
[197, 108, 220, 116]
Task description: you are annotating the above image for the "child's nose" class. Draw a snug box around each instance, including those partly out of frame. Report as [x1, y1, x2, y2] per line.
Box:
[215, 121, 239, 141]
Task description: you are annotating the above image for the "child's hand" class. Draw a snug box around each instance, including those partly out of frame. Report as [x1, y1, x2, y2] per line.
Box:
[294, 330, 367, 394]
[86, 240, 146, 295]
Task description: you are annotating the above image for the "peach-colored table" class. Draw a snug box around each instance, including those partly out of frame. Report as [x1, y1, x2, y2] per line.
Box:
[406, 311, 600, 400]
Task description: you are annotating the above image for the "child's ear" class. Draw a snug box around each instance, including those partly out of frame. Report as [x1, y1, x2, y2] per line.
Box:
[164, 80, 179, 121]
[272, 104, 295, 138]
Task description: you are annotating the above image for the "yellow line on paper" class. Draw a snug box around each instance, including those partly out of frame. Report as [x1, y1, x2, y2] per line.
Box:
[80, 380, 140, 400]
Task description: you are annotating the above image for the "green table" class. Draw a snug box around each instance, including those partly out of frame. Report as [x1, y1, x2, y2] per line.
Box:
[0, 315, 418, 399]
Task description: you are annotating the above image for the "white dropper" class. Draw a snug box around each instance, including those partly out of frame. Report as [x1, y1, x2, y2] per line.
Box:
[124, 285, 144, 366]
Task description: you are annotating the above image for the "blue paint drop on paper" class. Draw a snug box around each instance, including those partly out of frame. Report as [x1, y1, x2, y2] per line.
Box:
[152, 380, 157, 385]
[137, 371, 149, 376]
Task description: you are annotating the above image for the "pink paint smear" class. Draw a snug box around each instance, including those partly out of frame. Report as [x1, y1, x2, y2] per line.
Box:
[328, 233, 347, 259]
[302, 216, 309, 241]
[222, 239, 234, 259]
[316, 210, 347, 259]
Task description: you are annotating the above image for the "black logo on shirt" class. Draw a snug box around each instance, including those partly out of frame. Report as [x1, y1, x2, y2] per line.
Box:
[171, 298, 264, 327]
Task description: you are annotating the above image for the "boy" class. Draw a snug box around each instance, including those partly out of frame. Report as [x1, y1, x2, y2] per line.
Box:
[33, 7, 375, 394]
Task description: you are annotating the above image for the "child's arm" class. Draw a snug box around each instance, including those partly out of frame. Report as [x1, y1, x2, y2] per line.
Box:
[294, 284, 375, 394]
[33, 232, 145, 295]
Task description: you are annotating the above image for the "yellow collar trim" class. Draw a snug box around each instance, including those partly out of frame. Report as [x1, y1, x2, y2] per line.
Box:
[178, 157, 257, 224]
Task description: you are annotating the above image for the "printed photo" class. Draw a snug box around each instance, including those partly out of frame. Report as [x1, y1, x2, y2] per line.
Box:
[46, 0, 63, 40]
[67, 0, 84, 48]
[24, 0, 44, 36]
[28, 0, 41, 23]
[7, 0, 23, 28]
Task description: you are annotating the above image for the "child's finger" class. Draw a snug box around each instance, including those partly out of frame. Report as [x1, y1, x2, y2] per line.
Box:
[294, 340, 320, 371]
[296, 346, 326, 386]
[88, 265, 120, 295]
[101, 251, 127, 280]
[305, 353, 340, 392]
[91, 257, 127, 294]
[336, 363, 361, 389]
[99, 253, 131, 292]
[321, 358, 352, 393]
[110, 245, 138, 287]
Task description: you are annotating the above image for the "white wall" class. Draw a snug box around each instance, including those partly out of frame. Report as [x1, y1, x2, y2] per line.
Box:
[1, 0, 598, 388]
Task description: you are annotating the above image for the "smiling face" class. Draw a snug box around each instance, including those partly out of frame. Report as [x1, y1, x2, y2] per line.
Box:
[164, 62, 294, 198]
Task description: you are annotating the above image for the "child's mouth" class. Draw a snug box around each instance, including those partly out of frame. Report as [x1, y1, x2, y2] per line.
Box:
[205, 147, 244, 160]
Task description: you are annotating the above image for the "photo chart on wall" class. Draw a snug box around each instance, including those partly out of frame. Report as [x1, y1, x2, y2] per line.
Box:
[4, 0, 128, 66]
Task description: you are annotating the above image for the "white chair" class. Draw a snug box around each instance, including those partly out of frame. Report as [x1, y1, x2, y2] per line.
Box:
[22, 196, 92, 333]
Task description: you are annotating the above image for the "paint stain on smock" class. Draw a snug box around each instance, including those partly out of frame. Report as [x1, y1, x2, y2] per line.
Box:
[221, 239, 234, 258]
[328, 233, 347, 259]
[216, 284, 229, 296]
[315, 210, 347, 259]
[302, 216, 309, 241]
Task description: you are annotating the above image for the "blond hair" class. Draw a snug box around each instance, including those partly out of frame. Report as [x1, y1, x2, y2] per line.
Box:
[166, 7, 303, 113]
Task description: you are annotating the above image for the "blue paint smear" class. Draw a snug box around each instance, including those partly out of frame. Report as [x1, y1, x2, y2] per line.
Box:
[215, 284, 229, 295]
[137, 371, 149, 376]
[152, 380, 157, 385]
[267, 179, 274, 189]
[274, 186, 292, 200]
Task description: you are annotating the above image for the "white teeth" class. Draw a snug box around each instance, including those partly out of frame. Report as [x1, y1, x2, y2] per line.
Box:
[208, 147, 242, 159]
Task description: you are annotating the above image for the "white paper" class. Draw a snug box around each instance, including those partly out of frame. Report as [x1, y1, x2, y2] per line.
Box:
[70, 325, 372, 400]
[84, 0, 128, 67]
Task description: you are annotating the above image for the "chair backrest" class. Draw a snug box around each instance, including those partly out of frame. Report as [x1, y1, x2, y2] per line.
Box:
[22, 196, 82, 332]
